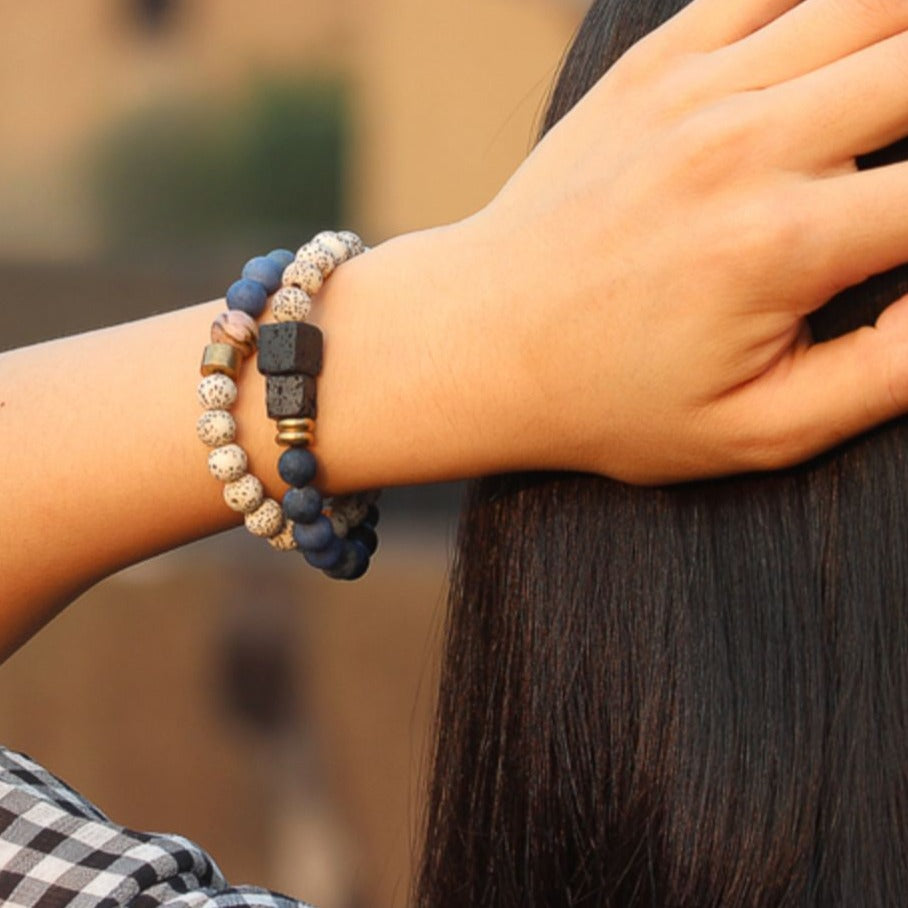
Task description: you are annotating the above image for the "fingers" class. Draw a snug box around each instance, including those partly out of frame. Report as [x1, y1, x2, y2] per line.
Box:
[761, 28, 908, 169]
[746, 299, 908, 467]
[635, 0, 800, 58]
[798, 162, 908, 295]
[712, 0, 908, 93]
[629, 2, 908, 163]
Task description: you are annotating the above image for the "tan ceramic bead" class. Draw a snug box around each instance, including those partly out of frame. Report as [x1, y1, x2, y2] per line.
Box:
[244, 498, 284, 538]
[268, 520, 298, 551]
[283, 260, 323, 295]
[271, 286, 312, 323]
[197, 374, 238, 410]
[196, 409, 236, 447]
[223, 473, 264, 514]
[211, 310, 259, 358]
[208, 443, 248, 482]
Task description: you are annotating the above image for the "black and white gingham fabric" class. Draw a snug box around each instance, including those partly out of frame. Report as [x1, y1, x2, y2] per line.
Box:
[0, 746, 312, 907]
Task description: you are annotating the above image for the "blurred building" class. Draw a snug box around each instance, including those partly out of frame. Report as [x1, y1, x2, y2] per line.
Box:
[0, 0, 581, 259]
[0, 2, 587, 907]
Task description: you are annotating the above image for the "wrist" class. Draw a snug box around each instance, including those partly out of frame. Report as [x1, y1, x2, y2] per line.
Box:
[289, 218, 527, 494]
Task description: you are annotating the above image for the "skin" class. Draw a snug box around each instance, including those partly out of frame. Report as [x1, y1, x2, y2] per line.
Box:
[4, 0, 908, 659]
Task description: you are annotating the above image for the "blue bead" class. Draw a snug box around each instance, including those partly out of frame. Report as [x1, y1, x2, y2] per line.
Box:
[366, 504, 380, 527]
[267, 248, 295, 270]
[226, 278, 268, 318]
[241, 255, 284, 293]
[302, 535, 345, 569]
[292, 515, 335, 551]
[324, 540, 370, 580]
[347, 522, 378, 555]
[283, 486, 323, 524]
[278, 448, 317, 487]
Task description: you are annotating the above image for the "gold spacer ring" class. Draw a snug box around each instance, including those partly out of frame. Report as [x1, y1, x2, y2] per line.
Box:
[276, 418, 316, 432]
[276, 430, 315, 447]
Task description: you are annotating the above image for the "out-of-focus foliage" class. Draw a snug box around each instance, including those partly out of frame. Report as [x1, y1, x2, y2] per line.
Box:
[90, 78, 348, 259]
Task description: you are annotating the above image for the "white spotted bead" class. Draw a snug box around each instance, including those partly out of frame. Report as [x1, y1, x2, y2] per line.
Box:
[311, 229, 339, 248]
[314, 231, 349, 263]
[208, 443, 248, 482]
[293, 243, 321, 270]
[268, 520, 298, 551]
[294, 240, 319, 264]
[296, 238, 337, 275]
[294, 242, 332, 276]
[271, 286, 312, 323]
[245, 498, 284, 538]
[197, 373, 238, 410]
[283, 260, 323, 295]
[337, 230, 364, 257]
[196, 409, 236, 447]
[311, 245, 338, 276]
[328, 511, 349, 538]
[223, 473, 264, 514]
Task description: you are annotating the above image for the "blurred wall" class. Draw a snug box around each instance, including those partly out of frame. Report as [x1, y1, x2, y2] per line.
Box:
[0, 2, 586, 906]
[0, 0, 579, 257]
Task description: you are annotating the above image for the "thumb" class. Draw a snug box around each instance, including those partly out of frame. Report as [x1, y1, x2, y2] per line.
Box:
[755, 295, 908, 467]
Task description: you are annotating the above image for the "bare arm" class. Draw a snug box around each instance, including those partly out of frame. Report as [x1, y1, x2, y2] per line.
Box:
[0, 225, 517, 656]
[7, 0, 908, 658]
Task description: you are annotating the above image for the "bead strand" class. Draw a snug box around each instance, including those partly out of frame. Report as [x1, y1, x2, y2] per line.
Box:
[198, 249, 298, 546]
[198, 234, 380, 580]
[258, 229, 380, 580]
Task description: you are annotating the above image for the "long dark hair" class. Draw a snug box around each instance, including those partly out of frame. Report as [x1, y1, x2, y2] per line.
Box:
[416, 1, 908, 905]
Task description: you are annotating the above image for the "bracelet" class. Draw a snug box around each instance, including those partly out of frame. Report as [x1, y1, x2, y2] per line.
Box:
[258, 231, 380, 581]
[197, 250, 298, 550]
[196, 234, 380, 581]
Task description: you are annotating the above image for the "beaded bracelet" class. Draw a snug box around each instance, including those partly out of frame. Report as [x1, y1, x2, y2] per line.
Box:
[257, 231, 380, 581]
[197, 251, 297, 550]
[196, 234, 380, 580]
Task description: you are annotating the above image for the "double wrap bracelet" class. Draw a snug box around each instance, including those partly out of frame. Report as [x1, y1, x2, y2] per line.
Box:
[196, 230, 380, 580]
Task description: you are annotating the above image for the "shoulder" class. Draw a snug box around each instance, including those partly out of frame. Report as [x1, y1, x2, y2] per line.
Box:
[0, 746, 312, 907]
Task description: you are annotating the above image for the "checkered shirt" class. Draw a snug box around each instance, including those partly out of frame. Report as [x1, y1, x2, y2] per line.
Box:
[0, 746, 312, 907]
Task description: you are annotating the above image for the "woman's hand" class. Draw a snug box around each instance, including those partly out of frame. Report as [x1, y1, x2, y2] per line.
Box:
[464, 0, 908, 483]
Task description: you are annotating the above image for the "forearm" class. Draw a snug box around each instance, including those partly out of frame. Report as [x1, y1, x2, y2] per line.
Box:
[0, 221, 526, 659]
[0, 298, 243, 656]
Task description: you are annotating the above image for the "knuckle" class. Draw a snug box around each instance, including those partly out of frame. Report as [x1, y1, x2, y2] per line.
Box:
[712, 405, 804, 474]
[703, 186, 811, 285]
[836, 0, 901, 22]
[610, 40, 710, 105]
[867, 326, 908, 416]
[738, 429, 802, 472]
[828, 0, 908, 50]
[608, 33, 665, 90]
[836, 324, 900, 425]
[667, 93, 763, 185]
[737, 193, 810, 264]
[731, 425, 789, 472]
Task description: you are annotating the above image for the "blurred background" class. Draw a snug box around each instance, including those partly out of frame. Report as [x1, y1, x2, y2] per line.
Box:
[0, 1, 587, 904]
